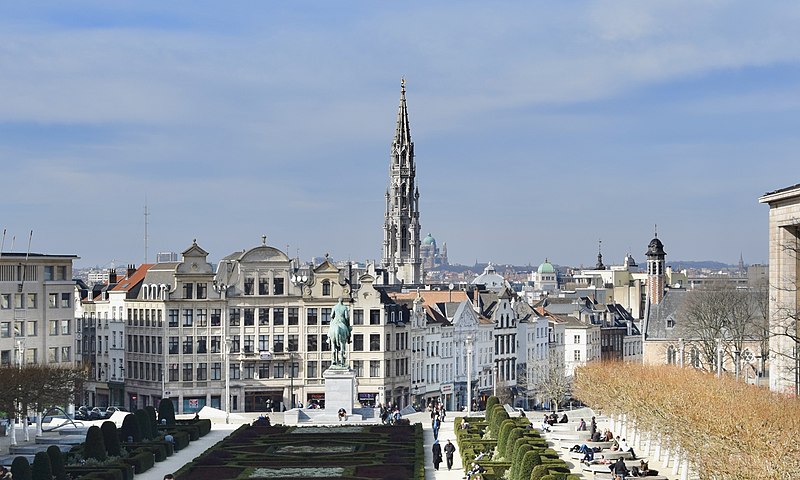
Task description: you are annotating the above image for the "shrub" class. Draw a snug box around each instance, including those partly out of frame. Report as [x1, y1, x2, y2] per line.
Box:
[144, 406, 158, 438]
[505, 428, 524, 460]
[485, 395, 500, 416]
[524, 453, 547, 480]
[47, 445, 68, 480]
[135, 409, 151, 440]
[11, 456, 32, 480]
[158, 398, 176, 427]
[31, 451, 52, 480]
[496, 420, 515, 458]
[85, 425, 107, 461]
[101, 421, 121, 457]
[123, 450, 155, 474]
[508, 439, 532, 480]
[120, 413, 142, 443]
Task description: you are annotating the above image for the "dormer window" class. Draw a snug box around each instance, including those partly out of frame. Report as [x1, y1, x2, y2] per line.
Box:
[666, 317, 675, 329]
[244, 278, 254, 295]
[183, 283, 193, 299]
[322, 280, 331, 296]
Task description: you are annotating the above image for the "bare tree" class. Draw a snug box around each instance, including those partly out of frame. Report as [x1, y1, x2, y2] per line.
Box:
[535, 360, 571, 412]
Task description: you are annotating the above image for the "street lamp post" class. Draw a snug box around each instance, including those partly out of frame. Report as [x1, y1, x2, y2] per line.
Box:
[289, 352, 297, 409]
[466, 335, 473, 416]
[225, 337, 232, 424]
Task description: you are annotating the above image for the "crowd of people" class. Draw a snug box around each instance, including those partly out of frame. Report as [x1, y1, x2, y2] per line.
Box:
[378, 402, 402, 425]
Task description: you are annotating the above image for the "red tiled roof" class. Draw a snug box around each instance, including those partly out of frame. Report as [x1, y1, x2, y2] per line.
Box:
[110, 264, 155, 292]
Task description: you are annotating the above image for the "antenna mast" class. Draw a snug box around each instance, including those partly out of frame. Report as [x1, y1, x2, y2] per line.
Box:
[144, 199, 150, 264]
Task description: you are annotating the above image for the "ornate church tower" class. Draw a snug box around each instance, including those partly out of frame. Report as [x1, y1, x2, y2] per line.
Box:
[646, 230, 667, 305]
[381, 79, 422, 285]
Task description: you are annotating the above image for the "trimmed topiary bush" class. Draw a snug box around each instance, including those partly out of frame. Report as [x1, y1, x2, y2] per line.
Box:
[31, 451, 52, 480]
[158, 398, 176, 427]
[85, 425, 107, 461]
[485, 395, 499, 416]
[11, 456, 32, 480]
[496, 420, 515, 459]
[101, 420, 122, 457]
[509, 442, 532, 480]
[120, 413, 142, 443]
[504, 427, 524, 460]
[47, 445, 68, 480]
[524, 452, 547, 480]
[144, 406, 158, 438]
[135, 409, 151, 440]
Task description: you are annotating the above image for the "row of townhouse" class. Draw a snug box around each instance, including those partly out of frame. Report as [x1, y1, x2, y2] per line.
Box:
[80, 240, 411, 414]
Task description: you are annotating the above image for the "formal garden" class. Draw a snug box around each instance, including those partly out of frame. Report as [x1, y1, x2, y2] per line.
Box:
[455, 396, 580, 480]
[6, 398, 211, 480]
[172, 423, 423, 480]
[574, 362, 800, 479]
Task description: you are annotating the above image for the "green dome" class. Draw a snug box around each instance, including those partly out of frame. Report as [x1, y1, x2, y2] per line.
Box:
[537, 260, 555, 274]
[422, 233, 436, 245]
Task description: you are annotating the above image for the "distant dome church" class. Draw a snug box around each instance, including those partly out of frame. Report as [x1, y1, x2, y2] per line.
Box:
[419, 232, 448, 269]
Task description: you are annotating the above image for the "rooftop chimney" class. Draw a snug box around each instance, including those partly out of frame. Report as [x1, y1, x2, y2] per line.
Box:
[108, 269, 118, 284]
[127, 264, 136, 278]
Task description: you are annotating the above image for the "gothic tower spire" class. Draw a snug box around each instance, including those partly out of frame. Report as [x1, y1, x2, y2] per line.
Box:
[646, 230, 667, 305]
[382, 79, 422, 285]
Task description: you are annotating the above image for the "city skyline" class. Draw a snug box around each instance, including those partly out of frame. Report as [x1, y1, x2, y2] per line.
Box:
[2, 2, 798, 268]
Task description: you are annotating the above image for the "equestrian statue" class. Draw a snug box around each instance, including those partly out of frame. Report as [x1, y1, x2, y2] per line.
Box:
[327, 297, 352, 368]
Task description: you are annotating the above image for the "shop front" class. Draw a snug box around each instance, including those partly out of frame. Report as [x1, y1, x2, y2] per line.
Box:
[357, 392, 378, 407]
[245, 390, 284, 412]
[306, 392, 325, 409]
[182, 396, 206, 413]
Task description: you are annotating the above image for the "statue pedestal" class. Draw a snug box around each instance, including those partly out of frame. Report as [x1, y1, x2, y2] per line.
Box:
[323, 367, 356, 414]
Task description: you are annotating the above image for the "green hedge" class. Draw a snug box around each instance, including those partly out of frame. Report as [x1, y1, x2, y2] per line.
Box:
[47, 445, 68, 480]
[122, 450, 155, 474]
[12, 456, 32, 480]
[84, 425, 107, 461]
[64, 467, 123, 480]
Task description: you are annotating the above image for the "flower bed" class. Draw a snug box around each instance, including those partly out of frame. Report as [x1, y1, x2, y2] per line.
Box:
[174, 424, 422, 480]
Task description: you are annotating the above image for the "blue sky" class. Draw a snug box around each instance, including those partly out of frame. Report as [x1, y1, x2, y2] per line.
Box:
[1, 1, 798, 269]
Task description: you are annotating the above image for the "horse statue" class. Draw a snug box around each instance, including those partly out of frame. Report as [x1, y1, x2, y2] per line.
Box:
[327, 297, 351, 368]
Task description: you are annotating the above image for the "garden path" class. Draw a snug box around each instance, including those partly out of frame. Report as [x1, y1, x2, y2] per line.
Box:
[408, 411, 465, 480]
[136, 423, 239, 480]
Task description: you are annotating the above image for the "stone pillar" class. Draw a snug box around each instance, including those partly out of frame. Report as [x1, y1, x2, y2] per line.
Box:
[673, 448, 682, 475]
[323, 367, 356, 415]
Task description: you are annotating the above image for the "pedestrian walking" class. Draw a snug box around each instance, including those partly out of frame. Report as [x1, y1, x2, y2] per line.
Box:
[432, 440, 442, 470]
[444, 439, 456, 470]
[432, 416, 441, 440]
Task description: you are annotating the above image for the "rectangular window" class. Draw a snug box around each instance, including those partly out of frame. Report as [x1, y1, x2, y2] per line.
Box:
[273, 363, 284, 379]
[48, 293, 58, 308]
[211, 336, 221, 353]
[230, 363, 241, 380]
[273, 308, 284, 326]
[273, 335, 284, 353]
[197, 283, 207, 299]
[183, 283, 193, 299]
[197, 309, 207, 327]
[230, 336, 240, 353]
[244, 363, 255, 379]
[183, 336, 194, 354]
[44, 266, 54, 281]
[211, 362, 221, 380]
[197, 336, 207, 354]
[183, 309, 193, 327]
[48, 346, 58, 363]
[169, 363, 179, 382]
[183, 363, 193, 381]
[259, 278, 269, 295]
[57, 265, 67, 280]
[321, 308, 331, 325]
[574, 335, 581, 344]
[288, 307, 299, 325]
[14, 294, 22, 309]
[60, 293, 70, 308]
[229, 308, 241, 326]
[169, 337, 179, 355]
[307, 308, 318, 325]
[211, 309, 221, 326]
[352, 360, 363, 377]
[168, 309, 179, 327]
[61, 346, 70, 362]
[288, 335, 298, 352]
[370, 309, 381, 325]
[352, 309, 364, 325]
[0, 350, 10, 366]
[197, 363, 207, 381]
[0, 322, 10, 338]
[244, 335, 254, 353]
[27, 321, 36, 336]
[258, 363, 270, 379]
[307, 361, 318, 379]
[259, 335, 270, 352]
[307, 335, 318, 352]
[369, 360, 380, 377]
[369, 334, 380, 351]
[259, 308, 269, 325]
[244, 308, 254, 326]
[273, 278, 284, 295]
[244, 277, 254, 295]
[49, 320, 59, 335]
[574, 350, 581, 361]
[26, 293, 37, 309]
[352, 334, 363, 351]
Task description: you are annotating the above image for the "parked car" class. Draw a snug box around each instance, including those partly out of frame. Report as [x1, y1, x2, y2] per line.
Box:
[104, 406, 129, 418]
[89, 407, 106, 420]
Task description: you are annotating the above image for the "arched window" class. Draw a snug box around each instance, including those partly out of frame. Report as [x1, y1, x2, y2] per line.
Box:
[666, 345, 676, 365]
[690, 347, 701, 368]
[322, 280, 331, 296]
